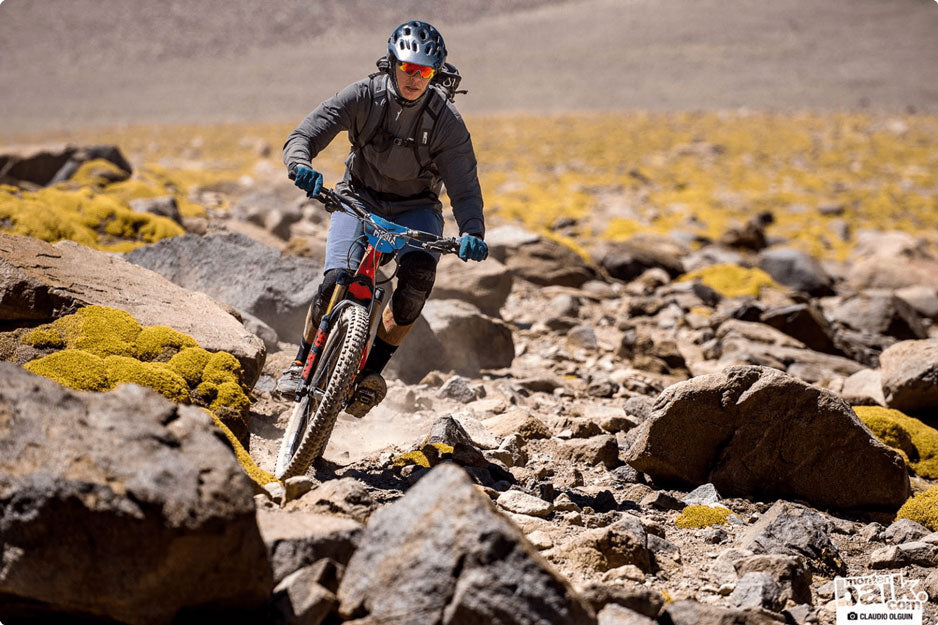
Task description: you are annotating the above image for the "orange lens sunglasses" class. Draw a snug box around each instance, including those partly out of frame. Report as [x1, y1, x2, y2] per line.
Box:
[398, 61, 436, 79]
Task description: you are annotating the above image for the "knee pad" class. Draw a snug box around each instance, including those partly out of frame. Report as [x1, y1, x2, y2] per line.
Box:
[391, 252, 437, 326]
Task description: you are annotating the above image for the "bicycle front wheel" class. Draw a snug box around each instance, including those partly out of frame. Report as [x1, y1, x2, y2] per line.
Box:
[275, 304, 370, 479]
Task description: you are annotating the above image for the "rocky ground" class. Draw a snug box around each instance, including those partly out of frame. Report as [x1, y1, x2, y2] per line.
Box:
[3, 141, 938, 625]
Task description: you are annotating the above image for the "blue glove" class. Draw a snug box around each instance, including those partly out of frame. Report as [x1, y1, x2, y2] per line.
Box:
[457, 234, 488, 262]
[294, 165, 323, 197]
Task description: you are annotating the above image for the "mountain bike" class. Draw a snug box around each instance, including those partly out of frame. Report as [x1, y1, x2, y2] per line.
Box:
[275, 186, 459, 479]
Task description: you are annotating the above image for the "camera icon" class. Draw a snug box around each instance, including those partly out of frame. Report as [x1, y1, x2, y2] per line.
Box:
[847, 612, 859, 621]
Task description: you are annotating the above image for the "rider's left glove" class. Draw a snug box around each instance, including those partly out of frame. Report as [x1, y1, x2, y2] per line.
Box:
[457, 234, 488, 262]
[294, 165, 323, 197]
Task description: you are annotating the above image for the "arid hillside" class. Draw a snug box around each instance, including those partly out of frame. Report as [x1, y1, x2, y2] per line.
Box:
[1, 0, 937, 133]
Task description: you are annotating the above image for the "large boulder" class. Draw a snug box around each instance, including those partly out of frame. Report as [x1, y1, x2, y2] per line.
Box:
[0, 233, 265, 386]
[846, 231, 938, 290]
[0, 363, 272, 624]
[125, 232, 322, 341]
[624, 366, 910, 511]
[0, 143, 131, 187]
[388, 299, 514, 383]
[432, 254, 514, 317]
[336, 464, 595, 625]
[880, 339, 938, 414]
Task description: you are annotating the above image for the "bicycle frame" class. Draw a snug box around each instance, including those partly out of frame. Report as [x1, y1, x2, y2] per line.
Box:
[294, 187, 458, 403]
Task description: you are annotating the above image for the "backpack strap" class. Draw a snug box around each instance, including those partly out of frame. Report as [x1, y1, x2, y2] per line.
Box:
[350, 73, 390, 150]
[414, 86, 447, 171]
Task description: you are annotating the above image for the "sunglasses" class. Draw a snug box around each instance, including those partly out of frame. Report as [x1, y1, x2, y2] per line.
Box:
[398, 61, 436, 79]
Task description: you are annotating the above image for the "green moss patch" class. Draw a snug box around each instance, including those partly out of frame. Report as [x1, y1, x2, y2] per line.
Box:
[675, 505, 734, 528]
[22, 326, 66, 349]
[855, 406, 938, 478]
[68, 158, 130, 188]
[678, 264, 778, 299]
[202, 351, 242, 385]
[393, 442, 456, 468]
[896, 485, 938, 531]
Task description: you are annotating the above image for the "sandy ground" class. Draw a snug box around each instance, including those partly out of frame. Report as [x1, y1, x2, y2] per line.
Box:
[2, 0, 937, 134]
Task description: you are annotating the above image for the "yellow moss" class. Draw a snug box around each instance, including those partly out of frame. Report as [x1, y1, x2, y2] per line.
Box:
[896, 485, 938, 531]
[103, 355, 189, 402]
[393, 450, 432, 468]
[67, 158, 129, 188]
[208, 410, 278, 486]
[210, 381, 251, 416]
[0, 184, 182, 250]
[854, 406, 938, 479]
[168, 346, 211, 386]
[23, 349, 110, 392]
[53, 305, 142, 358]
[675, 505, 734, 528]
[604, 218, 645, 241]
[22, 325, 65, 349]
[135, 325, 198, 361]
[678, 264, 778, 299]
[193, 381, 218, 403]
[202, 351, 242, 385]
[661, 590, 674, 604]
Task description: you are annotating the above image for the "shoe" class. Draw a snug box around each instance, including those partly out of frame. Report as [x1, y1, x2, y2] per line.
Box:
[276, 361, 304, 400]
[345, 372, 387, 418]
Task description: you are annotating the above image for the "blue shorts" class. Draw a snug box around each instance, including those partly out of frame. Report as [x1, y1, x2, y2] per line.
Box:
[323, 191, 444, 273]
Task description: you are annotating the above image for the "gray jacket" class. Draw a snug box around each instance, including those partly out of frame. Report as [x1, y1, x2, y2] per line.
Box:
[283, 74, 484, 238]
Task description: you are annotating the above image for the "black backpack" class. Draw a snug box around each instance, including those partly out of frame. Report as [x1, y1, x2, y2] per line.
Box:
[348, 58, 467, 173]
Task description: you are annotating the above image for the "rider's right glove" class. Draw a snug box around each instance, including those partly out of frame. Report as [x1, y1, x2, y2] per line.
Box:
[457, 234, 488, 262]
[293, 165, 323, 197]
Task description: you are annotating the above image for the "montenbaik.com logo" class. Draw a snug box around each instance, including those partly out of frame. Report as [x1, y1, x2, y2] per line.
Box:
[835, 573, 928, 624]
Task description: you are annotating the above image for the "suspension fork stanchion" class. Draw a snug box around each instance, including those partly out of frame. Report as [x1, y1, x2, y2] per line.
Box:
[302, 273, 351, 383]
[361, 286, 387, 370]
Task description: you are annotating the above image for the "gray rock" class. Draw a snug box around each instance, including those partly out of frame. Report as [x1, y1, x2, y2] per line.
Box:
[625, 366, 909, 510]
[640, 491, 685, 511]
[597, 603, 657, 625]
[497, 433, 528, 467]
[271, 565, 338, 625]
[125, 231, 322, 341]
[241, 310, 280, 353]
[427, 415, 489, 468]
[487, 226, 597, 287]
[230, 190, 303, 240]
[923, 570, 938, 604]
[741, 501, 843, 576]
[895, 285, 938, 321]
[556, 435, 621, 469]
[880, 338, 938, 414]
[555, 514, 654, 574]
[859, 522, 885, 542]
[438, 375, 481, 403]
[683, 483, 722, 506]
[883, 519, 931, 544]
[663, 600, 786, 624]
[734, 554, 813, 607]
[0, 233, 266, 386]
[730, 572, 783, 611]
[579, 581, 663, 618]
[336, 464, 595, 624]
[757, 248, 833, 296]
[296, 478, 375, 523]
[840, 369, 886, 406]
[759, 303, 839, 354]
[825, 291, 929, 341]
[702, 527, 730, 544]
[568, 325, 600, 351]
[596, 237, 686, 282]
[709, 548, 755, 585]
[432, 254, 513, 317]
[870, 545, 906, 569]
[497, 490, 553, 518]
[390, 299, 514, 382]
[257, 509, 363, 584]
[0, 364, 271, 624]
[871, 541, 938, 569]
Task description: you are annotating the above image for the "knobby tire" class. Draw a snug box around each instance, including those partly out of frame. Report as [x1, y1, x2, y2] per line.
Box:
[275, 304, 369, 479]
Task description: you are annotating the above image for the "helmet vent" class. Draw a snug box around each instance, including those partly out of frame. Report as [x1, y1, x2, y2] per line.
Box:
[403, 27, 411, 35]
[419, 29, 427, 40]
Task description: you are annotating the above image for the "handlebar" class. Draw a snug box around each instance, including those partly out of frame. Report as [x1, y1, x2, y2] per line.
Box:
[310, 186, 460, 255]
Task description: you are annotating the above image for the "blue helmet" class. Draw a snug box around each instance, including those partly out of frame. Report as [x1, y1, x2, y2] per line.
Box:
[387, 21, 447, 70]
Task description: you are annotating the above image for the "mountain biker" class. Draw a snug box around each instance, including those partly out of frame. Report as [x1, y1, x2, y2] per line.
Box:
[278, 20, 487, 417]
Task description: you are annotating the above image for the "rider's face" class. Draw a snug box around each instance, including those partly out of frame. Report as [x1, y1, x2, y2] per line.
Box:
[395, 64, 431, 100]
